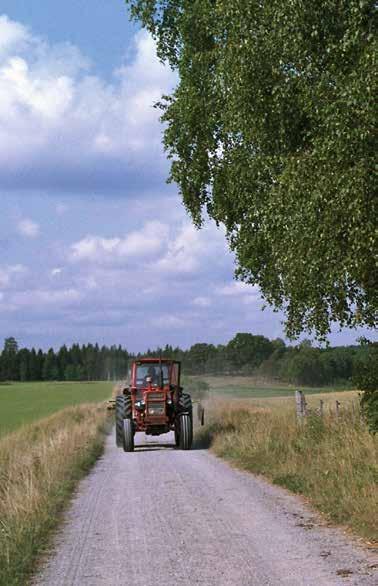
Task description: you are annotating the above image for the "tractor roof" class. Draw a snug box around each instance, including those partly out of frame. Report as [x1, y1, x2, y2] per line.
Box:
[134, 358, 178, 364]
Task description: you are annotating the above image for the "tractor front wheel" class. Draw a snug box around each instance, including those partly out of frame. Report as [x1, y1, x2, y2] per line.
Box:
[179, 414, 192, 450]
[174, 423, 180, 447]
[123, 418, 134, 452]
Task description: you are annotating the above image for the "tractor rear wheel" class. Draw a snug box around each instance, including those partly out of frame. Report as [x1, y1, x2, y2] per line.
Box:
[179, 392, 192, 414]
[122, 418, 134, 452]
[115, 396, 126, 447]
[179, 414, 192, 450]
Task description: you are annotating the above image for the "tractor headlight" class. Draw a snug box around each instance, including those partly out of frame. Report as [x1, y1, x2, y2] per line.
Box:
[135, 400, 145, 411]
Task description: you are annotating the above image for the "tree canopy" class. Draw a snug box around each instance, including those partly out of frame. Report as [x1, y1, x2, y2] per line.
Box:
[125, 0, 377, 338]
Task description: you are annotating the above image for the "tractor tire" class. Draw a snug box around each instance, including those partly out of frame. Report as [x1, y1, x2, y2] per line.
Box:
[115, 396, 126, 447]
[179, 414, 193, 450]
[178, 392, 192, 414]
[122, 418, 134, 452]
[115, 395, 132, 447]
[174, 423, 180, 447]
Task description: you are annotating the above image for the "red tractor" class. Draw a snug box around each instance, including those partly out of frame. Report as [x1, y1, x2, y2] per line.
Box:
[115, 358, 193, 452]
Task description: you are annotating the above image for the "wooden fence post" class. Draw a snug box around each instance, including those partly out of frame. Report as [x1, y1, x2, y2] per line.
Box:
[319, 399, 324, 417]
[295, 390, 307, 422]
[197, 403, 205, 426]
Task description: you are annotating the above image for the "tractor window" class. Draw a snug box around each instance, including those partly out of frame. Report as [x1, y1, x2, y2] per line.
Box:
[135, 364, 169, 387]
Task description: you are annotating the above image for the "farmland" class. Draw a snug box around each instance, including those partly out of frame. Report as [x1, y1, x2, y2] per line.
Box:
[193, 374, 354, 400]
[0, 381, 113, 437]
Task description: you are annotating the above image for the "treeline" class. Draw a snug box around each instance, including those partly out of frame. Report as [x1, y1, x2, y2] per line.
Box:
[0, 333, 372, 387]
[0, 338, 128, 382]
[141, 333, 368, 387]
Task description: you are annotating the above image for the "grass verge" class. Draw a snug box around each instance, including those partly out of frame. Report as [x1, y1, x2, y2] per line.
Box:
[197, 396, 378, 542]
[0, 403, 109, 586]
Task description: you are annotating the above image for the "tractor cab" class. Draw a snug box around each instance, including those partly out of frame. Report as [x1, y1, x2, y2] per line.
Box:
[132, 358, 180, 393]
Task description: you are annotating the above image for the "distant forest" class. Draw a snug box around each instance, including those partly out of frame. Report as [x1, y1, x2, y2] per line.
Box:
[0, 334, 372, 387]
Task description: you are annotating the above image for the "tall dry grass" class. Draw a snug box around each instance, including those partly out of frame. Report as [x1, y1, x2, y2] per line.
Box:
[0, 404, 108, 586]
[198, 396, 378, 541]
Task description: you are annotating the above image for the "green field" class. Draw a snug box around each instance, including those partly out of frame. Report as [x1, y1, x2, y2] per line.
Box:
[194, 375, 353, 399]
[0, 381, 113, 437]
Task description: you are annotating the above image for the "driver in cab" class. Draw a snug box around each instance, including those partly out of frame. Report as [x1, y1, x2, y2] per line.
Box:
[144, 366, 159, 386]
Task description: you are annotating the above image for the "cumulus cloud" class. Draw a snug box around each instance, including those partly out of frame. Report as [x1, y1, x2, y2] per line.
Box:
[0, 16, 176, 191]
[69, 219, 230, 281]
[70, 221, 168, 263]
[154, 223, 228, 276]
[17, 218, 40, 238]
[0, 15, 28, 57]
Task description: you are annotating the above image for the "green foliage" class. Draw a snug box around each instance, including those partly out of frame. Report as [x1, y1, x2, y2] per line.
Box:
[0, 340, 129, 383]
[353, 341, 378, 432]
[227, 333, 273, 371]
[0, 337, 19, 380]
[0, 335, 368, 387]
[125, 0, 377, 338]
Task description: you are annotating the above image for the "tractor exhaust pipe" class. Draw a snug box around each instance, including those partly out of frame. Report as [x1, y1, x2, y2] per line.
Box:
[159, 352, 164, 389]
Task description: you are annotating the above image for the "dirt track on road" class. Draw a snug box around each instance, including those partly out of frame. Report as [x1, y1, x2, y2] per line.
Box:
[34, 431, 377, 586]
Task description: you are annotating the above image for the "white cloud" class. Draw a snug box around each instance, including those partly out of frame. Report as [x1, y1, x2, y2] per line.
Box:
[51, 267, 63, 276]
[70, 221, 168, 263]
[0, 18, 176, 190]
[0, 15, 29, 57]
[154, 222, 228, 275]
[17, 218, 40, 238]
[154, 224, 202, 274]
[192, 296, 211, 307]
[217, 281, 259, 296]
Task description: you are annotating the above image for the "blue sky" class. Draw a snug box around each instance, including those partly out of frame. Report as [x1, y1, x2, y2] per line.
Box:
[0, 5, 374, 351]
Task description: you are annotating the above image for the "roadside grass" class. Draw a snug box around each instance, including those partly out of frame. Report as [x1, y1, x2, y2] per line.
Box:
[191, 375, 352, 399]
[0, 403, 109, 586]
[0, 381, 113, 437]
[197, 391, 378, 542]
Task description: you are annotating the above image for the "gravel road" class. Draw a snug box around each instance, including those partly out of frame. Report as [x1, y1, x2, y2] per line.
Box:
[34, 431, 377, 586]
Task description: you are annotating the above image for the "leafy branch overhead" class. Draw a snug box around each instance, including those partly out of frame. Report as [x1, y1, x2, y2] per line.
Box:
[125, 0, 377, 339]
